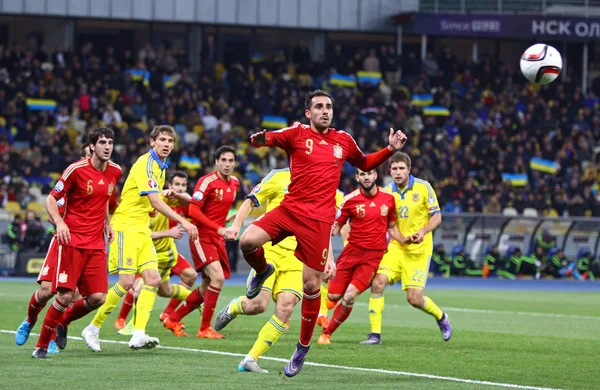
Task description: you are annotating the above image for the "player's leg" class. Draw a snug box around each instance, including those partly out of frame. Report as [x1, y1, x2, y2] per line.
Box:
[162, 255, 197, 320]
[115, 276, 140, 329]
[319, 283, 360, 344]
[317, 281, 330, 329]
[129, 250, 161, 349]
[197, 261, 225, 338]
[156, 246, 192, 301]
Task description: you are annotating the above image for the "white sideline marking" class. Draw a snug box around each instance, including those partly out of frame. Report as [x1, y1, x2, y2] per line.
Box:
[1, 329, 560, 390]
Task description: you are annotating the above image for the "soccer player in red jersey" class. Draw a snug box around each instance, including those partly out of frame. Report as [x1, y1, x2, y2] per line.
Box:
[239, 90, 407, 376]
[317, 168, 399, 344]
[30, 127, 123, 358]
[163, 146, 239, 339]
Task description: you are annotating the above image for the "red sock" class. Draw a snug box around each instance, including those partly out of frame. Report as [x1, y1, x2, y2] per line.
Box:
[62, 298, 93, 326]
[201, 285, 221, 331]
[36, 299, 68, 348]
[324, 302, 353, 335]
[299, 289, 321, 346]
[27, 290, 48, 327]
[169, 288, 203, 323]
[163, 282, 190, 317]
[243, 246, 267, 273]
[118, 290, 135, 320]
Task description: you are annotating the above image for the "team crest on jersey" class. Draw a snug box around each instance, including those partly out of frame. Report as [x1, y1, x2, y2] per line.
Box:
[380, 204, 389, 216]
[108, 183, 114, 195]
[333, 145, 343, 159]
[41, 266, 49, 276]
[56, 198, 65, 207]
[148, 179, 158, 189]
[54, 180, 64, 193]
[58, 272, 68, 284]
[126, 257, 133, 266]
[251, 185, 261, 194]
[413, 193, 420, 202]
[193, 191, 204, 201]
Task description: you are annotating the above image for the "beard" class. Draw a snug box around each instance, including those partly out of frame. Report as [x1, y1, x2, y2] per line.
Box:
[359, 181, 376, 191]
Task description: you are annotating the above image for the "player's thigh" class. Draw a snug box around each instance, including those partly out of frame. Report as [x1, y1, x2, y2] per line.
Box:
[190, 237, 218, 271]
[293, 217, 331, 272]
[272, 269, 303, 303]
[249, 207, 295, 248]
[399, 252, 430, 291]
[78, 249, 109, 297]
[109, 231, 140, 275]
[352, 256, 383, 294]
[377, 246, 403, 286]
[38, 237, 58, 284]
[170, 253, 192, 277]
[157, 244, 178, 284]
[328, 261, 355, 297]
[53, 245, 86, 293]
[201, 259, 224, 283]
[137, 234, 159, 274]
[216, 238, 231, 279]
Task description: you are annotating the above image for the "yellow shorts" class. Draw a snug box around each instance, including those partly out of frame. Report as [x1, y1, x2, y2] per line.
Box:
[109, 231, 158, 275]
[377, 245, 431, 290]
[246, 245, 303, 302]
[157, 242, 179, 283]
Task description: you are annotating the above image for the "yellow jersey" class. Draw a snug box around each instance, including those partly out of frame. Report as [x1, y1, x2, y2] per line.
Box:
[111, 149, 167, 235]
[249, 168, 296, 251]
[335, 189, 344, 209]
[150, 196, 180, 253]
[384, 175, 440, 254]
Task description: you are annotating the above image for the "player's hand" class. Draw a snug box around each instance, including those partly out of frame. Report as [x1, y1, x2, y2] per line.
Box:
[411, 230, 425, 244]
[331, 222, 340, 236]
[56, 221, 71, 245]
[169, 225, 185, 239]
[149, 209, 158, 218]
[182, 220, 198, 241]
[250, 130, 268, 146]
[161, 189, 175, 198]
[323, 258, 336, 282]
[105, 224, 115, 245]
[217, 227, 227, 238]
[225, 226, 240, 241]
[388, 128, 408, 151]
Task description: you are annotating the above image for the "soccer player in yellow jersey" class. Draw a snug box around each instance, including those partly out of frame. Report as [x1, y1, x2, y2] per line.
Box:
[82, 125, 198, 351]
[361, 152, 451, 345]
[213, 167, 303, 373]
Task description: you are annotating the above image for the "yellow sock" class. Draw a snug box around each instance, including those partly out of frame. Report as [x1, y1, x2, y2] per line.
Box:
[319, 282, 329, 317]
[134, 285, 158, 332]
[420, 296, 443, 321]
[248, 315, 286, 360]
[91, 283, 127, 328]
[170, 284, 191, 300]
[229, 296, 246, 316]
[368, 294, 385, 334]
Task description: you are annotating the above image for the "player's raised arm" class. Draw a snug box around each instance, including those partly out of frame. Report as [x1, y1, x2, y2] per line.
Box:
[347, 128, 408, 171]
[250, 123, 297, 149]
[162, 189, 192, 206]
[148, 193, 198, 241]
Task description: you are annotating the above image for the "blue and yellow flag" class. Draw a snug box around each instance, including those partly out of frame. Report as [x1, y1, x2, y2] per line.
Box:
[423, 106, 450, 116]
[329, 74, 357, 88]
[26, 99, 57, 111]
[529, 157, 559, 174]
[502, 173, 528, 186]
[261, 116, 288, 129]
[357, 71, 382, 85]
[411, 94, 434, 107]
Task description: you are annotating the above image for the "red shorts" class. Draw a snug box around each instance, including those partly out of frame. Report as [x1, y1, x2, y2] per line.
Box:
[253, 206, 331, 272]
[37, 237, 58, 284]
[170, 254, 193, 276]
[190, 234, 231, 279]
[52, 245, 108, 297]
[328, 243, 384, 295]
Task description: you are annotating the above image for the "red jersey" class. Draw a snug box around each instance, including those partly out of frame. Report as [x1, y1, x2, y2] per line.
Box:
[261, 122, 372, 224]
[336, 187, 396, 251]
[169, 203, 189, 229]
[190, 172, 239, 234]
[50, 158, 122, 249]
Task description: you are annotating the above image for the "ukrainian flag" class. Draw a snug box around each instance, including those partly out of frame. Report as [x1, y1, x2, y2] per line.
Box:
[423, 106, 450, 116]
[357, 71, 382, 86]
[125, 69, 149, 81]
[163, 74, 181, 88]
[411, 94, 434, 107]
[530, 157, 559, 174]
[329, 74, 357, 88]
[26, 99, 57, 111]
[502, 173, 528, 186]
[261, 116, 288, 129]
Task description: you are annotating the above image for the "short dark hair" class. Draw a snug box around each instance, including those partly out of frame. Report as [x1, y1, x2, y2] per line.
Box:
[170, 170, 188, 182]
[87, 127, 115, 146]
[150, 125, 176, 141]
[305, 90, 332, 110]
[80, 145, 91, 158]
[215, 145, 237, 161]
[389, 152, 412, 169]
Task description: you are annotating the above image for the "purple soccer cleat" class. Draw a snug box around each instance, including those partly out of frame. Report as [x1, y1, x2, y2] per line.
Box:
[359, 333, 381, 345]
[246, 263, 275, 299]
[437, 312, 452, 341]
[284, 342, 310, 377]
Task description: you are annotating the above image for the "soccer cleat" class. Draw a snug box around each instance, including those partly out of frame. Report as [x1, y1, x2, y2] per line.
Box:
[238, 355, 268, 373]
[317, 315, 329, 329]
[197, 327, 225, 339]
[32, 347, 48, 359]
[159, 312, 169, 322]
[246, 264, 275, 299]
[114, 317, 127, 330]
[55, 324, 68, 350]
[359, 333, 381, 345]
[47, 340, 60, 355]
[317, 333, 331, 345]
[129, 331, 160, 350]
[284, 342, 310, 377]
[214, 298, 238, 331]
[437, 313, 453, 341]
[117, 320, 135, 336]
[163, 318, 188, 337]
[82, 326, 101, 352]
[15, 318, 32, 346]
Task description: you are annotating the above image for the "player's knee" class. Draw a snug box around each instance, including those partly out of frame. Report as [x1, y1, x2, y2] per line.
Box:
[56, 289, 75, 305]
[210, 274, 225, 287]
[371, 275, 386, 294]
[275, 301, 295, 322]
[157, 283, 171, 298]
[145, 275, 161, 289]
[86, 293, 106, 309]
[406, 294, 422, 308]
[342, 292, 357, 305]
[38, 284, 55, 302]
[327, 293, 342, 302]
[303, 279, 320, 294]
[120, 281, 134, 291]
[181, 269, 198, 286]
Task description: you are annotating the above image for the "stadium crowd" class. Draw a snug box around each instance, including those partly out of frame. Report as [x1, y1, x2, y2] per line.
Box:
[1, 40, 600, 218]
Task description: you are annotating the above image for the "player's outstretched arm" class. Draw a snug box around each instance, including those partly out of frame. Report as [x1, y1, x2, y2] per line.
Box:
[250, 124, 295, 150]
[46, 194, 70, 244]
[353, 128, 408, 171]
[162, 189, 191, 205]
[148, 193, 198, 241]
[151, 226, 185, 240]
[225, 198, 254, 241]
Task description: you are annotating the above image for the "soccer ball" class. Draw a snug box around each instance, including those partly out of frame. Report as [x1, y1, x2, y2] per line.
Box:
[520, 43, 562, 85]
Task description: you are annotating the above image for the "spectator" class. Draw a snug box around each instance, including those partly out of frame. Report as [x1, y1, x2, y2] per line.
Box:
[102, 104, 122, 126]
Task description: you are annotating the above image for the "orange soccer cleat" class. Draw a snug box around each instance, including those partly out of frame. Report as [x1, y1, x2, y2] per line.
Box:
[163, 318, 188, 337]
[114, 317, 126, 330]
[159, 312, 169, 322]
[317, 315, 329, 329]
[317, 333, 331, 345]
[326, 298, 338, 311]
[197, 327, 225, 339]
